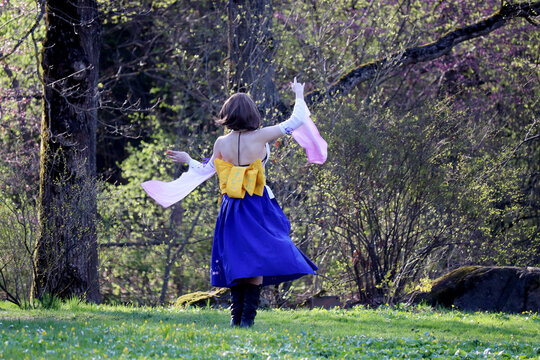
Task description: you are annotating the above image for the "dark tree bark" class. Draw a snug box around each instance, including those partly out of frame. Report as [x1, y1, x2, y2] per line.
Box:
[304, 1, 540, 106]
[227, 0, 278, 117]
[34, 0, 101, 303]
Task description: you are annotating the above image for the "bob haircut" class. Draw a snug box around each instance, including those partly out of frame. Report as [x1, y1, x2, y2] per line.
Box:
[217, 93, 262, 131]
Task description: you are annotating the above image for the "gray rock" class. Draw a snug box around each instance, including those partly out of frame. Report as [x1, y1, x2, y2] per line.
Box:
[411, 266, 540, 313]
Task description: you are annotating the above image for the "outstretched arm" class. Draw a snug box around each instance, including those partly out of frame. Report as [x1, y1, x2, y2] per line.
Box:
[278, 77, 306, 135]
[166, 150, 192, 164]
[257, 77, 308, 143]
[142, 141, 220, 208]
[166, 139, 221, 175]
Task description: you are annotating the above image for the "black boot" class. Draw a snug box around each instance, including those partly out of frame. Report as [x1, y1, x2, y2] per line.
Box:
[240, 284, 261, 328]
[229, 285, 245, 327]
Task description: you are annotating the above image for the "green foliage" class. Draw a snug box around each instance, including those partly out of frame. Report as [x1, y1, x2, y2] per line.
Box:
[95, 0, 232, 305]
[0, 301, 538, 359]
[1, 0, 538, 306]
[36, 293, 61, 310]
[98, 132, 218, 304]
[0, 154, 39, 308]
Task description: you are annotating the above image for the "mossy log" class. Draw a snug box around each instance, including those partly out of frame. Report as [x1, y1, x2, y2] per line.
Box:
[174, 288, 230, 308]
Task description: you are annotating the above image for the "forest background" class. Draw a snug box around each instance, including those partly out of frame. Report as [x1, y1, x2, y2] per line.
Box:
[0, 0, 538, 308]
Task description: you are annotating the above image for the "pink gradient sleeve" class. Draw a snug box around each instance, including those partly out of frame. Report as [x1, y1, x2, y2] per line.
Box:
[141, 162, 215, 208]
[292, 101, 328, 164]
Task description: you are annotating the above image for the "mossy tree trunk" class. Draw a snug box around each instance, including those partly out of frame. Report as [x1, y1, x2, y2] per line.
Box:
[34, 0, 101, 303]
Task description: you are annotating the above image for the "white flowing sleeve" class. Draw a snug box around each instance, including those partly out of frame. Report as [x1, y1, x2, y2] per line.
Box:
[278, 98, 309, 135]
[141, 159, 216, 208]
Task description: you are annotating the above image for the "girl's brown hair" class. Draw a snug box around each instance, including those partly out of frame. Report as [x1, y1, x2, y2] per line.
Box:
[217, 93, 261, 131]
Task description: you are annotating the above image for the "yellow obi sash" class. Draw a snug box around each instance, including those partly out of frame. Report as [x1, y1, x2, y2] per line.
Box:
[214, 158, 266, 199]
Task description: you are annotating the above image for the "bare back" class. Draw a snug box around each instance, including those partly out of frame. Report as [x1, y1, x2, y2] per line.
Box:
[214, 126, 282, 166]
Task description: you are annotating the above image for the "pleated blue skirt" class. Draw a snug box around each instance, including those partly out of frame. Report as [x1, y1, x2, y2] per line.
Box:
[211, 187, 317, 288]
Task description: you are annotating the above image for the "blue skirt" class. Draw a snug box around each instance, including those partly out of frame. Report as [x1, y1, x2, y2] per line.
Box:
[211, 187, 317, 287]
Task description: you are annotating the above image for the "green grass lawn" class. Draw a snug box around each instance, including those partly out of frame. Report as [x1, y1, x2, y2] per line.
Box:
[0, 300, 538, 359]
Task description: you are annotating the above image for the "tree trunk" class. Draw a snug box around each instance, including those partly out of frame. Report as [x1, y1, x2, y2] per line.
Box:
[34, 0, 101, 303]
[227, 0, 278, 117]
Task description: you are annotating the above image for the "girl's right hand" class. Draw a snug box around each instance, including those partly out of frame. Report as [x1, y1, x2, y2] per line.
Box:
[290, 77, 304, 99]
[166, 150, 191, 164]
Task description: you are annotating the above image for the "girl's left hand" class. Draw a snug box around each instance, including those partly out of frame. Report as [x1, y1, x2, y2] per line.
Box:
[290, 77, 304, 98]
[166, 150, 191, 164]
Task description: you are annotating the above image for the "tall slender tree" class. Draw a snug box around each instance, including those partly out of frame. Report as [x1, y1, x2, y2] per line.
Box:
[34, 0, 101, 302]
[227, 0, 279, 116]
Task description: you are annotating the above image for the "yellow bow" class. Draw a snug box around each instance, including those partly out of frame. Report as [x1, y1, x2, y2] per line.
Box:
[214, 158, 266, 199]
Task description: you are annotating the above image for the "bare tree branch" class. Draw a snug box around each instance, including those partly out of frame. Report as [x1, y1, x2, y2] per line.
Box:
[303, 1, 540, 106]
[99, 237, 211, 248]
[0, 1, 45, 62]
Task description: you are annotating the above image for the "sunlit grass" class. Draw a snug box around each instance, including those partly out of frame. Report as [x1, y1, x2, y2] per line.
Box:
[0, 301, 538, 359]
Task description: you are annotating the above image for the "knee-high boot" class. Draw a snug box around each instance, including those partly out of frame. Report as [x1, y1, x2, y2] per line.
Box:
[240, 284, 261, 328]
[229, 285, 245, 327]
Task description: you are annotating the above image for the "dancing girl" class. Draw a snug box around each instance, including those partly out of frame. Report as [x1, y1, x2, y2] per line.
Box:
[142, 78, 327, 327]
